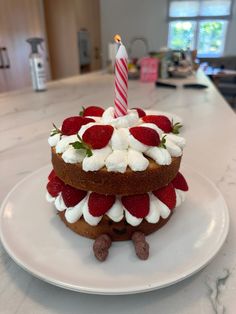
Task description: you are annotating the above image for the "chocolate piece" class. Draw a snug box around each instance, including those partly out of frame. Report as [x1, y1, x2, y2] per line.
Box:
[132, 231, 149, 260]
[93, 234, 112, 262]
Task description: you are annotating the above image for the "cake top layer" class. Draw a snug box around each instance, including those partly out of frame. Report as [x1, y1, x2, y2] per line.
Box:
[48, 106, 186, 173]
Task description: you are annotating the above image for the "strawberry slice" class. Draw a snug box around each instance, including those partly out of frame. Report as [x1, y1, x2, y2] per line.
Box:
[61, 116, 95, 136]
[121, 194, 149, 218]
[62, 185, 87, 207]
[88, 193, 116, 217]
[46, 176, 65, 197]
[142, 115, 172, 133]
[153, 183, 176, 209]
[48, 169, 56, 181]
[172, 172, 188, 191]
[129, 126, 160, 146]
[83, 106, 104, 117]
[82, 125, 114, 149]
[132, 107, 146, 118]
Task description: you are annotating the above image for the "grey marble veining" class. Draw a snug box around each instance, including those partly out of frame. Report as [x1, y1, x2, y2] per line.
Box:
[1, 70, 236, 314]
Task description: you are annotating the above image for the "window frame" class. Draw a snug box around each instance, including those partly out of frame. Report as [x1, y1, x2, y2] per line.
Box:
[167, 0, 234, 57]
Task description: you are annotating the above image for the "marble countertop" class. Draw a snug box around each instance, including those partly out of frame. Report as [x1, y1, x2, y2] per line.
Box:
[1, 71, 236, 314]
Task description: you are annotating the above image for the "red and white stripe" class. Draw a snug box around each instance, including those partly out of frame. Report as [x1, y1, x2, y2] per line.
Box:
[114, 57, 128, 117]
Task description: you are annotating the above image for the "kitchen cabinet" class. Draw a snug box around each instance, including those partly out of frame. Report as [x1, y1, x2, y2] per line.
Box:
[0, 0, 49, 93]
[44, 0, 102, 79]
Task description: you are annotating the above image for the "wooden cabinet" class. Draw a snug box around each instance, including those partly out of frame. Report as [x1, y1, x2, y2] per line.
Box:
[44, 0, 102, 80]
[0, 0, 49, 93]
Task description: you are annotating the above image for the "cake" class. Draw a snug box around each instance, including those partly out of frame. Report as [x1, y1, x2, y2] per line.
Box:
[46, 105, 188, 261]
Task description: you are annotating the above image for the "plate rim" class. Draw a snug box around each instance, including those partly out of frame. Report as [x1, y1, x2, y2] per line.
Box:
[0, 164, 230, 295]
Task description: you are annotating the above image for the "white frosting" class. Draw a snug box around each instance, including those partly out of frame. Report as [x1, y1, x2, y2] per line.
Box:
[106, 200, 124, 222]
[82, 200, 102, 226]
[48, 133, 60, 147]
[105, 150, 128, 173]
[127, 149, 149, 171]
[47, 188, 187, 226]
[145, 194, 160, 223]
[165, 138, 182, 157]
[110, 128, 129, 150]
[82, 146, 112, 171]
[55, 135, 78, 154]
[54, 194, 66, 212]
[128, 133, 148, 152]
[62, 147, 86, 164]
[46, 191, 55, 203]
[145, 147, 171, 165]
[101, 107, 139, 128]
[166, 134, 186, 149]
[48, 107, 185, 172]
[65, 197, 87, 223]
[125, 210, 143, 226]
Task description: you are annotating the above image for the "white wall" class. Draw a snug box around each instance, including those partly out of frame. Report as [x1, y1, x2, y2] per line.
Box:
[100, 0, 236, 67]
[100, 0, 168, 66]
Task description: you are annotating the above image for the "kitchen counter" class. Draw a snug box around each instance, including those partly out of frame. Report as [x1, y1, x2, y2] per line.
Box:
[1, 71, 236, 314]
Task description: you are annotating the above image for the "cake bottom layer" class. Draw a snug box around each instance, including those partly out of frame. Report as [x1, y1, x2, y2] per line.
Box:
[58, 211, 172, 241]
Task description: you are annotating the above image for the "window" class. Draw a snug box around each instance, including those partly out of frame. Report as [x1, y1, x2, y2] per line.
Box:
[168, 0, 232, 57]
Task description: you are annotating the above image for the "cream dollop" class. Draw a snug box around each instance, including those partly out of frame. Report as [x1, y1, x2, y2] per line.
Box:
[65, 197, 87, 223]
[127, 148, 149, 171]
[82, 200, 102, 226]
[106, 200, 124, 222]
[102, 107, 139, 128]
[55, 135, 78, 154]
[145, 147, 171, 165]
[62, 146, 86, 164]
[48, 133, 61, 147]
[166, 134, 186, 149]
[125, 210, 143, 226]
[110, 128, 129, 150]
[54, 193, 66, 212]
[165, 138, 182, 157]
[105, 150, 128, 173]
[145, 194, 160, 223]
[82, 146, 112, 171]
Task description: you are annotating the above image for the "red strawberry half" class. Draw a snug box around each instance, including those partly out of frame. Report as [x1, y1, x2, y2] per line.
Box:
[82, 125, 114, 149]
[83, 106, 104, 117]
[172, 172, 188, 191]
[61, 116, 95, 136]
[121, 194, 149, 218]
[88, 193, 116, 217]
[142, 115, 172, 133]
[132, 107, 146, 118]
[153, 183, 176, 209]
[48, 169, 56, 181]
[129, 126, 160, 146]
[62, 185, 87, 207]
[47, 176, 65, 197]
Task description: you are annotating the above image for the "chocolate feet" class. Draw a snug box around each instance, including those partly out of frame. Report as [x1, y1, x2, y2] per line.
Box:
[93, 234, 112, 262]
[132, 232, 149, 260]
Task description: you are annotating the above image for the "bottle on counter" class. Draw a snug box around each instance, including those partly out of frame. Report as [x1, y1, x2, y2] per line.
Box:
[26, 37, 46, 92]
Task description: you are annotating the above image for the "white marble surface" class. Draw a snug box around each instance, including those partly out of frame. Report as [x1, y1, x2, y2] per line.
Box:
[1, 70, 236, 313]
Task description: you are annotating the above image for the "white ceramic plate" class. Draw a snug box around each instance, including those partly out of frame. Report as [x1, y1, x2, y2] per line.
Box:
[0, 165, 229, 295]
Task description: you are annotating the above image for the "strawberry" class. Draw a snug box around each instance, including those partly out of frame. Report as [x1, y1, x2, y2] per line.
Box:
[172, 172, 188, 191]
[153, 183, 176, 209]
[48, 169, 56, 181]
[142, 115, 182, 134]
[46, 176, 65, 197]
[82, 125, 114, 149]
[61, 116, 95, 136]
[83, 106, 104, 117]
[88, 193, 116, 217]
[142, 115, 172, 133]
[132, 107, 146, 118]
[121, 194, 149, 218]
[129, 126, 160, 146]
[61, 185, 87, 207]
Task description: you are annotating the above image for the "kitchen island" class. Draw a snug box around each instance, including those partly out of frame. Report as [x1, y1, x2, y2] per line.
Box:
[1, 71, 236, 314]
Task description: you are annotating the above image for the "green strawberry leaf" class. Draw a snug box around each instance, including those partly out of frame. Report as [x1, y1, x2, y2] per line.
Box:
[70, 133, 93, 157]
[50, 123, 61, 136]
[79, 106, 85, 117]
[159, 135, 167, 149]
[172, 122, 182, 134]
